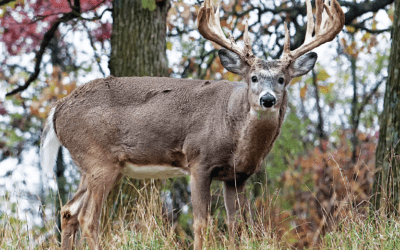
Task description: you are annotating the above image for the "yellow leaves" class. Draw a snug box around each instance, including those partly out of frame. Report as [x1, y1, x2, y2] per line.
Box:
[319, 85, 328, 94]
[388, 7, 394, 22]
[235, 4, 242, 13]
[226, 72, 236, 82]
[166, 41, 173, 51]
[211, 56, 224, 74]
[64, 81, 76, 94]
[342, 20, 380, 57]
[319, 83, 334, 94]
[346, 26, 356, 33]
[300, 85, 307, 99]
[343, 40, 359, 58]
[1, 0, 24, 12]
[290, 76, 302, 86]
[316, 69, 330, 82]
[361, 32, 371, 43]
[298, 68, 332, 99]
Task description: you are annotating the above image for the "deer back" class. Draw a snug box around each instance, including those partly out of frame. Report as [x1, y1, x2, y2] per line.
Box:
[54, 76, 249, 174]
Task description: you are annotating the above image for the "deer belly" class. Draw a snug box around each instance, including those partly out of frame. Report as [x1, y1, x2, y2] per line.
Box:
[122, 163, 189, 179]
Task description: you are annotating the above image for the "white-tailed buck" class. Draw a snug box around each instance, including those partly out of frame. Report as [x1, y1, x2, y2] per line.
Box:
[40, 0, 344, 249]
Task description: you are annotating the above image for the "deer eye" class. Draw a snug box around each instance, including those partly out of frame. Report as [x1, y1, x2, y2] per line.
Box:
[278, 77, 285, 84]
[251, 76, 258, 82]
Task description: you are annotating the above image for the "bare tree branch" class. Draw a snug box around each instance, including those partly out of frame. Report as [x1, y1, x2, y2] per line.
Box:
[251, 0, 394, 54]
[348, 23, 392, 34]
[78, 8, 112, 21]
[356, 77, 387, 118]
[5, 2, 82, 97]
[339, 0, 395, 25]
[5, 20, 62, 97]
[83, 21, 106, 77]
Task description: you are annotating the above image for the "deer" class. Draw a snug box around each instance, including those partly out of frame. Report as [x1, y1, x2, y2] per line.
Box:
[40, 0, 344, 249]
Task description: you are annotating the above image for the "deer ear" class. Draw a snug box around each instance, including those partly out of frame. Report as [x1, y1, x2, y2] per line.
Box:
[289, 52, 318, 77]
[219, 49, 250, 76]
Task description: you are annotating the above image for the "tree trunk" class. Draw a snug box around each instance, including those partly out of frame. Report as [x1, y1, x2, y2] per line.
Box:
[372, 0, 400, 216]
[48, 35, 68, 241]
[312, 69, 327, 146]
[350, 51, 359, 164]
[109, 0, 169, 77]
[104, 0, 170, 225]
[55, 149, 67, 242]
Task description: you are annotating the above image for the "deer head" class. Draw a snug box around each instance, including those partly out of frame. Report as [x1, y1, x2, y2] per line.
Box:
[198, 0, 345, 114]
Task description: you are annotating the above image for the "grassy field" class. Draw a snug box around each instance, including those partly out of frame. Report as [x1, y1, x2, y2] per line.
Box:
[1, 181, 399, 250]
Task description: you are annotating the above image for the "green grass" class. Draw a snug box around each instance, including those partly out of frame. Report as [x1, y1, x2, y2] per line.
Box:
[321, 216, 400, 250]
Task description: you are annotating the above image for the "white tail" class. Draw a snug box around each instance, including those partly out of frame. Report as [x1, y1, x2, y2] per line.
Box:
[40, 106, 61, 175]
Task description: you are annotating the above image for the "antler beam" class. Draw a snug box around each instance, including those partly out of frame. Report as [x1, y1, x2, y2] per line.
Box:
[197, 0, 255, 66]
[282, 0, 345, 64]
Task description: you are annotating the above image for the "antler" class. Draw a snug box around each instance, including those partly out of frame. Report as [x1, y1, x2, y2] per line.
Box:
[282, 0, 345, 64]
[197, 0, 256, 66]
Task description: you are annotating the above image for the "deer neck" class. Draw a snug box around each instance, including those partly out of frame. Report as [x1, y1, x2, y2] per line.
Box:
[227, 85, 282, 175]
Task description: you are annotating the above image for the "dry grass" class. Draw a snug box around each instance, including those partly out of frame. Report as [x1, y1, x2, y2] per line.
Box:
[1, 145, 399, 250]
[1, 177, 399, 250]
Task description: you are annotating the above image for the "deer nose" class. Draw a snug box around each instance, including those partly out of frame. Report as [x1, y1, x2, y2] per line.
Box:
[260, 93, 276, 108]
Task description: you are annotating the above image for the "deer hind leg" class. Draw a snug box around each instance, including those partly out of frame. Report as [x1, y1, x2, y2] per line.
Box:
[190, 169, 211, 250]
[61, 174, 88, 250]
[77, 162, 120, 250]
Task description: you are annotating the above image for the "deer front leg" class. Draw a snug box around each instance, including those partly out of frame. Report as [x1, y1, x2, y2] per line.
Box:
[223, 180, 246, 247]
[191, 170, 211, 250]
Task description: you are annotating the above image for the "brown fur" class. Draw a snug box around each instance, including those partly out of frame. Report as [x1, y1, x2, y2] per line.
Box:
[50, 74, 287, 249]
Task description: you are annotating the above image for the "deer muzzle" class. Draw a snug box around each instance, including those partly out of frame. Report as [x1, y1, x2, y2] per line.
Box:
[260, 93, 276, 108]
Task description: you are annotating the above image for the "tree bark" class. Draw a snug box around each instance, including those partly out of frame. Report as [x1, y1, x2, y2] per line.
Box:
[350, 49, 359, 164]
[104, 0, 170, 225]
[109, 0, 169, 77]
[55, 149, 67, 242]
[372, 0, 400, 216]
[312, 69, 327, 146]
[48, 35, 68, 241]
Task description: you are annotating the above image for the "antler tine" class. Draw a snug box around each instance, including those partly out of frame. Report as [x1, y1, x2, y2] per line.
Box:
[243, 20, 251, 50]
[282, 0, 345, 65]
[283, 22, 291, 55]
[304, 0, 314, 42]
[314, 0, 324, 36]
[197, 0, 255, 66]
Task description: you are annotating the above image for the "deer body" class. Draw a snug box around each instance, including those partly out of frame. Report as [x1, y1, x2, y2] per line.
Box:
[44, 74, 287, 250]
[41, 0, 344, 249]
[54, 76, 284, 182]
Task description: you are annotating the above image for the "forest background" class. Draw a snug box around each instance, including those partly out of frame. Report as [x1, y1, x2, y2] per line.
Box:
[0, 0, 399, 248]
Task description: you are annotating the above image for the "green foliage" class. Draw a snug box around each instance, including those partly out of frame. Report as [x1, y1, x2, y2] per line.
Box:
[141, 0, 156, 11]
[265, 110, 309, 181]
